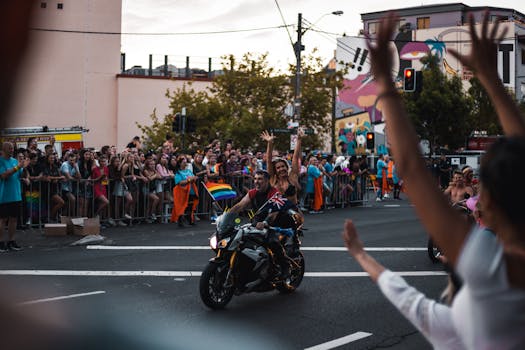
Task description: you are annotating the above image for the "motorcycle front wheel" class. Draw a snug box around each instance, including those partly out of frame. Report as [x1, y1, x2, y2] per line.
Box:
[277, 251, 305, 294]
[199, 262, 234, 309]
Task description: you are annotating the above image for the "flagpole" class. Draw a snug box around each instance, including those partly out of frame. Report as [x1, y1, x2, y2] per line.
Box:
[199, 180, 224, 212]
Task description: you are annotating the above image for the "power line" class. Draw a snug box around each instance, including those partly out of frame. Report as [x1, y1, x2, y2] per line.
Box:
[273, 0, 295, 54]
[29, 24, 292, 36]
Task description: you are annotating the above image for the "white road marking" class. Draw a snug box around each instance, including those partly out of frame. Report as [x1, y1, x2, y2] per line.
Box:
[304, 331, 373, 350]
[383, 204, 401, 207]
[17, 290, 106, 306]
[0, 270, 447, 277]
[86, 245, 426, 252]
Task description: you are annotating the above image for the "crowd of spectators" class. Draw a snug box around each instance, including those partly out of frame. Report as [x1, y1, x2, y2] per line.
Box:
[3, 133, 383, 229]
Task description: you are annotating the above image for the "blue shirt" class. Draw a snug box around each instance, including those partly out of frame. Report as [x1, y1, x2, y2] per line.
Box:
[0, 157, 22, 204]
[306, 165, 321, 194]
[60, 161, 78, 192]
[175, 168, 195, 195]
[376, 159, 386, 178]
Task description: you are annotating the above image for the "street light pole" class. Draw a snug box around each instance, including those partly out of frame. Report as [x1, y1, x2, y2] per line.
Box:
[294, 13, 304, 122]
[293, 11, 343, 123]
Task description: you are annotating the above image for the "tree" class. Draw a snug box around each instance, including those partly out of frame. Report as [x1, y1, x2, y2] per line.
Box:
[137, 51, 343, 153]
[467, 77, 502, 135]
[403, 54, 472, 153]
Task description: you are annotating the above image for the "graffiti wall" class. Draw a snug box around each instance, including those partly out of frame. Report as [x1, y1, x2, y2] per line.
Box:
[334, 111, 372, 155]
[335, 21, 522, 127]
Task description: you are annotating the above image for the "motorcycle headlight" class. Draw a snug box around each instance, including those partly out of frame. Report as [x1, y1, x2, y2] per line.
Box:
[210, 235, 218, 250]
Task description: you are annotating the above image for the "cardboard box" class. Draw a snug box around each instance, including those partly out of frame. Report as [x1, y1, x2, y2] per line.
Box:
[44, 223, 68, 236]
[72, 217, 100, 236]
[60, 216, 75, 235]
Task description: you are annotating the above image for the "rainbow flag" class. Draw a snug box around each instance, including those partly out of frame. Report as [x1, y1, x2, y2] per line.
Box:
[205, 182, 237, 201]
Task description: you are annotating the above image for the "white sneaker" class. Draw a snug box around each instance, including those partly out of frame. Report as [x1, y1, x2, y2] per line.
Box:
[383, 194, 390, 199]
[107, 218, 117, 227]
[150, 214, 157, 221]
[376, 197, 382, 202]
[124, 213, 132, 220]
[117, 221, 127, 227]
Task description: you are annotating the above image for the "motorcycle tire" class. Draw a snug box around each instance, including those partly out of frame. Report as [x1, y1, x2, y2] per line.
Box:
[427, 238, 442, 263]
[277, 251, 305, 294]
[199, 262, 234, 309]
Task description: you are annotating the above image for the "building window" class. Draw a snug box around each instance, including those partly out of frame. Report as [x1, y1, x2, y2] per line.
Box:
[490, 15, 508, 22]
[40, 2, 47, 8]
[57, 3, 63, 9]
[417, 17, 430, 29]
[368, 22, 378, 34]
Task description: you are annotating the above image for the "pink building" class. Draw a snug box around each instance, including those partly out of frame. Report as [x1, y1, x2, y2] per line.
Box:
[7, 0, 212, 150]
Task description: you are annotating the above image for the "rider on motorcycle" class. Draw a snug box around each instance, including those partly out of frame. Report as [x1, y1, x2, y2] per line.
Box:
[230, 170, 296, 279]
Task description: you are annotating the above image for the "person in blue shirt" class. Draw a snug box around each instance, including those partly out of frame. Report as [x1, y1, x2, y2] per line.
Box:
[306, 156, 324, 213]
[173, 155, 198, 227]
[375, 154, 387, 201]
[0, 142, 29, 252]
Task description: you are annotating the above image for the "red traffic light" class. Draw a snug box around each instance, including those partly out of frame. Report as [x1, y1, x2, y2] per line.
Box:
[405, 69, 412, 78]
[366, 133, 373, 140]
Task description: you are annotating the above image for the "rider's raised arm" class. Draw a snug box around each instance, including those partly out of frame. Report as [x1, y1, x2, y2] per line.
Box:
[291, 128, 304, 177]
[368, 13, 470, 266]
[260, 130, 275, 177]
[448, 11, 525, 137]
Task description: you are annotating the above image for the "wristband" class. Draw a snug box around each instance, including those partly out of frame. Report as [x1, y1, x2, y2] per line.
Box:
[13, 165, 19, 172]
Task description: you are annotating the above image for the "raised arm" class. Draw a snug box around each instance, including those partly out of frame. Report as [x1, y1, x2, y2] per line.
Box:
[368, 13, 470, 266]
[291, 128, 304, 177]
[448, 11, 525, 137]
[260, 130, 275, 176]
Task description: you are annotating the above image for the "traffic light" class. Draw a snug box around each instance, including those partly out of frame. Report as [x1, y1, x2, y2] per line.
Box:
[172, 113, 181, 132]
[403, 68, 416, 92]
[186, 116, 196, 133]
[366, 132, 375, 150]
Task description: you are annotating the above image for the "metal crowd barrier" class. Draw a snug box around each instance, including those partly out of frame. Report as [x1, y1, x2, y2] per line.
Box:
[17, 173, 370, 230]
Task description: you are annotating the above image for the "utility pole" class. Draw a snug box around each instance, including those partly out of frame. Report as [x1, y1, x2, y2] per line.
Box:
[181, 107, 186, 151]
[294, 13, 304, 122]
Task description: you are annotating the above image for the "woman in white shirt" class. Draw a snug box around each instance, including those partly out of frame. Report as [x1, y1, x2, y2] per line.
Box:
[344, 11, 525, 349]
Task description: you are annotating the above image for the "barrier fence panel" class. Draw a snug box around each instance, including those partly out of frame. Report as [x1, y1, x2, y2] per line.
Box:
[17, 172, 372, 230]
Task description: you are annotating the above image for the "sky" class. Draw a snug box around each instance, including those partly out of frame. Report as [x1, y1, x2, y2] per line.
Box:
[121, 0, 525, 72]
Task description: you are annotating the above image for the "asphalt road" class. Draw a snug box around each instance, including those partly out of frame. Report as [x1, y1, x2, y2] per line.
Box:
[0, 200, 447, 349]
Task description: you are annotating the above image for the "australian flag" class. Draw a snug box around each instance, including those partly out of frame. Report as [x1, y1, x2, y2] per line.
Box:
[266, 193, 295, 213]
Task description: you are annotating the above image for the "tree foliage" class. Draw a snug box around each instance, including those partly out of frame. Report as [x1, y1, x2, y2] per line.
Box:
[137, 51, 341, 153]
[467, 77, 502, 135]
[403, 54, 472, 152]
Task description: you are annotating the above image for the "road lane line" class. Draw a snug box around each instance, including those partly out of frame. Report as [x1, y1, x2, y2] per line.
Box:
[383, 204, 401, 207]
[304, 331, 373, 350]
[0, 270, 447, 277]
[85, 245, 426, 251]
[18, 291, 106, 306]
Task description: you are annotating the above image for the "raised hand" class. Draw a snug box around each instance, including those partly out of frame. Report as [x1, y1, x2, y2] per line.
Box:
[366, 12, 398, 87]
[447, 10, 507, 81]
[260, 130, 275, 143]
[297, 127, 305, 138]
[342, 219, 364, 256]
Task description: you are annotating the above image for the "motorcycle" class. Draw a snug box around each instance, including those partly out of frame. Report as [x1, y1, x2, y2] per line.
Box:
[199, 211, 305, 309]
[427, 200, 471, 263]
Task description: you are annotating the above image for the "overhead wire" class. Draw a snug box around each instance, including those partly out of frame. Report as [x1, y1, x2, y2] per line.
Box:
[29, 24, 293, 36]
[273, 0, 296, 55]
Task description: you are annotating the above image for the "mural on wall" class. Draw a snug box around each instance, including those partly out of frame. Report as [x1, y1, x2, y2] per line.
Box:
[335, 23, 516, 154]
[334, 111, 372, 155]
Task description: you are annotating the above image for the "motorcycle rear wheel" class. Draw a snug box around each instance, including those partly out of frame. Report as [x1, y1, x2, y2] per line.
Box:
[199, 262, 234, 309]
[277, 251, 305, 294]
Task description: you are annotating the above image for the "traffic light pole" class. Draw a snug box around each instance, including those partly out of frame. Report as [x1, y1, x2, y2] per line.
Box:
[294, 13, 303, 122]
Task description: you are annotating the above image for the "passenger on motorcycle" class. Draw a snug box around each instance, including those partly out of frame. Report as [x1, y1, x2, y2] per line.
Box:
[230, 170, 297, 279]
